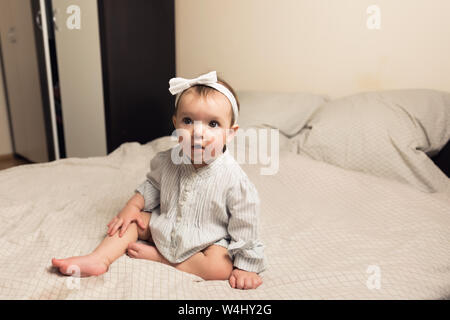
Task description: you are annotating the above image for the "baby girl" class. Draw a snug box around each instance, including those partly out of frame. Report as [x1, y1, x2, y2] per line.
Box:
[52, 71, 266, 290]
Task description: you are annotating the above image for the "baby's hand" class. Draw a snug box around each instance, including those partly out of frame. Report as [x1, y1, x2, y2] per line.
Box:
[229, 267, 263, 290]
[107, 205, 147, 237]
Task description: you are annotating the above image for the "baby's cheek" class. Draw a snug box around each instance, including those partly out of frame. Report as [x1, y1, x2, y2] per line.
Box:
[177, 134, 192, 155]
[205, 138, 225, 158]
[177, 129, 192, 145]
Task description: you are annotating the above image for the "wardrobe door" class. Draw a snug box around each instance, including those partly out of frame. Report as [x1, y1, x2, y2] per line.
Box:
[0, 0, 49, 162]
[51, 0, 107, 158]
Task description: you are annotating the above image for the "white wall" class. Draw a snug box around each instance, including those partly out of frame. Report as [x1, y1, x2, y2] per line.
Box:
[175, 0, 450, 99]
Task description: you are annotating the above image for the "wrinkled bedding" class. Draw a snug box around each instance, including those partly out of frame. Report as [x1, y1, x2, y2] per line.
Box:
[0, 136, 449, 299]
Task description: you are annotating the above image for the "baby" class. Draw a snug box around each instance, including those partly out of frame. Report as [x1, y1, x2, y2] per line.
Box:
[52, 71, 266, 290]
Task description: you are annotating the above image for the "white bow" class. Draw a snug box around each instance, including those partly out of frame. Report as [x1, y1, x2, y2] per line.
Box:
[169, 71, 217, 95]
[168, 71, 239, 124]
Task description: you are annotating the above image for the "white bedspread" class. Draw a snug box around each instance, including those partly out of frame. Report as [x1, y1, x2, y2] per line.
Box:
[0, 136, 449, 299]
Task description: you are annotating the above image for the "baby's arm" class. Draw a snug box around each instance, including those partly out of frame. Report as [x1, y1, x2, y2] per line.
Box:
[226, 178, 266, 290]
[127, 192, 145, 211]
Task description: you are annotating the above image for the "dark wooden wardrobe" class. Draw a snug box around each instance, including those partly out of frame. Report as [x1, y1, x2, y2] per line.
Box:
[98, 0, 176, 154]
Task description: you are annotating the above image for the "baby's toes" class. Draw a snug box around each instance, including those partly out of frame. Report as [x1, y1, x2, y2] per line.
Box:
[127, 242, 160, 261]
[128, 242, 140, 252]
[129, 249, 143, 259]
[127, 244, 140, 258]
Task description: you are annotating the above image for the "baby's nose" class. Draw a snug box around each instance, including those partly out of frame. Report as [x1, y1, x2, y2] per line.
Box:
[193, 121, 207, 139]
[192, 121, 213, 144]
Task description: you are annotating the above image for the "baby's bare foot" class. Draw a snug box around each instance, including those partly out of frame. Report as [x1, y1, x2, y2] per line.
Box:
[127, 242, 162, 262]
[51, 253, 110, 277]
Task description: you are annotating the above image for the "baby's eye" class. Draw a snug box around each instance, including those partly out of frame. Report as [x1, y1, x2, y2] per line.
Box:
[182, 117, 192, 125]
[209, 120, 220, 128]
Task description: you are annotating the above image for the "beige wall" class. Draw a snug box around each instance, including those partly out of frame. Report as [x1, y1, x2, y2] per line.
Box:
[2, 0, 450, 156]
[175, 0, 450, 99]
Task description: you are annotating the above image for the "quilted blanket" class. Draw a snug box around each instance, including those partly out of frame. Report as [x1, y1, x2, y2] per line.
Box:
[0, 136, 449, 299]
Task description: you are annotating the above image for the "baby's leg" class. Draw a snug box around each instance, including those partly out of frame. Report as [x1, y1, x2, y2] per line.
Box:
[52, 211, 152, 277]
[151, 244, 233, 281]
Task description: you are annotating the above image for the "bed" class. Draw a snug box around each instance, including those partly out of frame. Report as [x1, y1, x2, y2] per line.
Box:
[0, 89, 449, 299]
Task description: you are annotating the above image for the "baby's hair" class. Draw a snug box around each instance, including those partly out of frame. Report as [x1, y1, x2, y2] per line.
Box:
[173, 75, 240, 127]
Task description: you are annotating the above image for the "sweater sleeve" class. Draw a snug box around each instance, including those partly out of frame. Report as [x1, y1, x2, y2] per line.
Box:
[135, 151, 165, 212]
[226, 177, 266, 274]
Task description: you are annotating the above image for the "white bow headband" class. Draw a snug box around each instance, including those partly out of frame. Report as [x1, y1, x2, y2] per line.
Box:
[168, 71, 238, 125]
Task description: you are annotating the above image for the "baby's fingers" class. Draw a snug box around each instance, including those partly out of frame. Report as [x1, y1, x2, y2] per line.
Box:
[107, 221, 115, 235]
[229, 275, 236, 288]
[244, 278, 254, 290]
[236, 275, 246, 290]
[119, 220, 131, 237]
[254, 277, 263, 289]
[107, 217, 117, 229]
[109, 218, 123, 236]
[137, 216, 147, 230]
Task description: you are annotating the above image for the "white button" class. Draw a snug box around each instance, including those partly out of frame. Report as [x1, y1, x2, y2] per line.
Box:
[176, 216, 181, 222]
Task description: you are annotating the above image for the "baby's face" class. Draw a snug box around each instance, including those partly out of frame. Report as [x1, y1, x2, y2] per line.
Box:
[172, 90, 238, 167]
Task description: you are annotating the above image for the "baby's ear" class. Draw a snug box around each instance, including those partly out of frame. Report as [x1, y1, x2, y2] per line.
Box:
[226, 124, 239, 143]
[172, 115, 177, 128]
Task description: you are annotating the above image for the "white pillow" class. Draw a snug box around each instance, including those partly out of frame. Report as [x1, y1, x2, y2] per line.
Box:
[370, 89, 450, 156]
[236, 91, 328, 137]
[291, 89, 450, 193]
